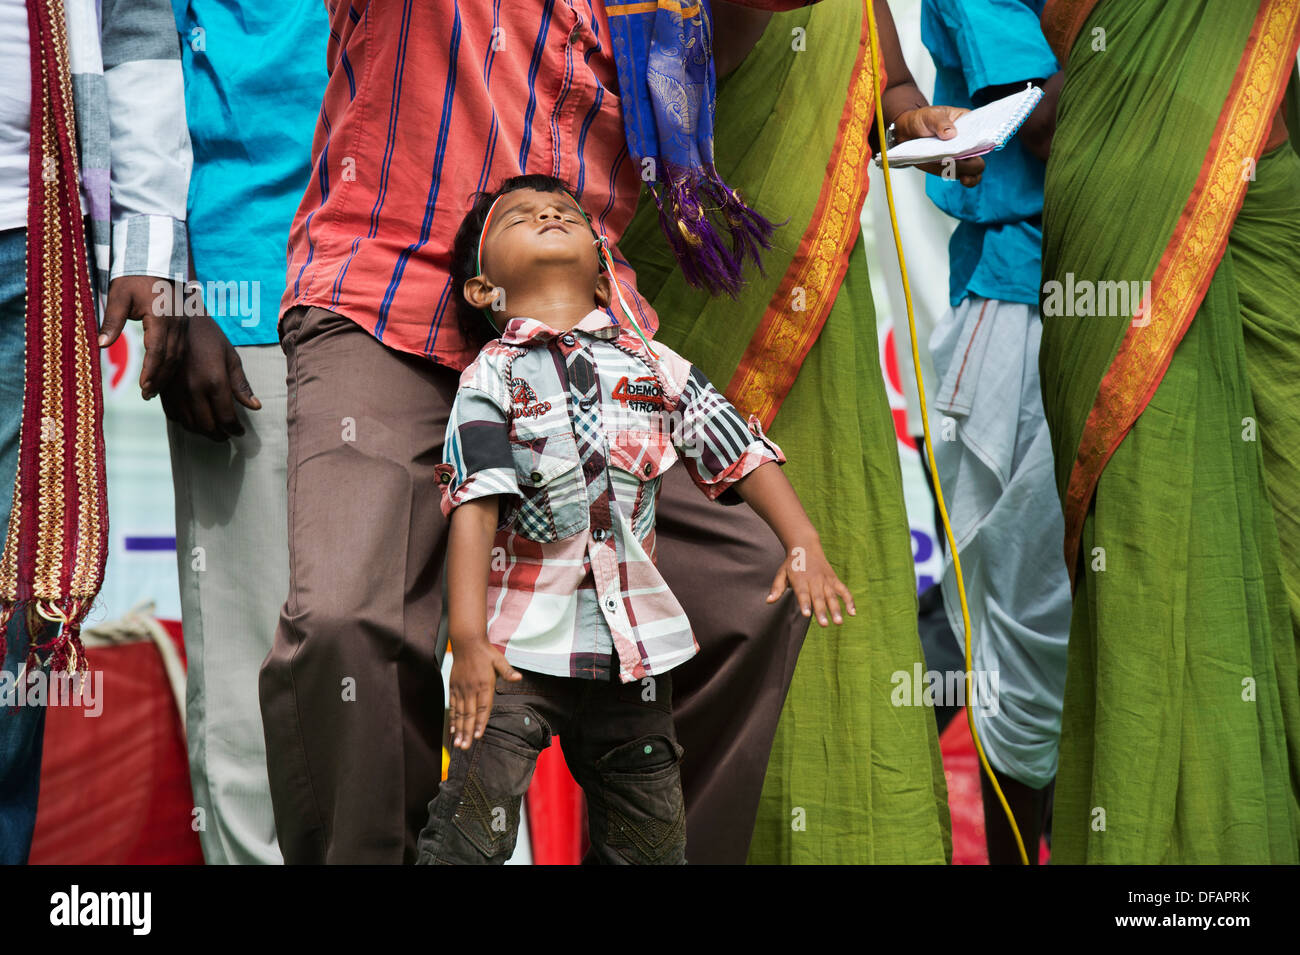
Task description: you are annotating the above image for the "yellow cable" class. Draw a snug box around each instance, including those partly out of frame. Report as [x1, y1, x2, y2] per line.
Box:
[864, 0, 1029, 866]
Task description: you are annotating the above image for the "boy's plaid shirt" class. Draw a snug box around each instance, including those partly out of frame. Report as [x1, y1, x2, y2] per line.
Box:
[434, 308, 785, 684]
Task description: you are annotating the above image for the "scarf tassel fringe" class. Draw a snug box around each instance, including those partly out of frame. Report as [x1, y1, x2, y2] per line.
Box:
[0, 599, 91, 675]
[650, 163, 788, 298]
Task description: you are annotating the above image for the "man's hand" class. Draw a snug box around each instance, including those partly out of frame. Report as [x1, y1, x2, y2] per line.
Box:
[99, 275, 189, 399]
[892, 105, 985, 187]
[447, 636, 521, 750]
[159, 312, 261, 441]
[767, 541, 856, 627]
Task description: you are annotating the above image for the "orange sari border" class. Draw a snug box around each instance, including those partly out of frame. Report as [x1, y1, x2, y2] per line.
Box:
[1060, 0, 1300, 587]
[724, 1, 882, 428]
[1041, 0, 1100, 65]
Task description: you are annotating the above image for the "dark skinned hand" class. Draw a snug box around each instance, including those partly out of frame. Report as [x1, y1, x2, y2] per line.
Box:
[98, 275, 189, 399]
[159, 310, 261, 441]
[893, 105, 986, 187]
[447, 637, 521, 750]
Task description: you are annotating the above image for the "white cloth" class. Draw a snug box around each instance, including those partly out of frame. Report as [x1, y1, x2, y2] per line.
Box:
[0, 0, 32, 230]
[167, 345, 286, 864]
[1, 1, 141, 241]
[36, 0, 190, 297]
[929, 296, 1071, 789]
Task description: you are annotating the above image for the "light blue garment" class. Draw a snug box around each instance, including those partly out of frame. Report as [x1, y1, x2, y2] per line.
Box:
[929, 297, 1071, 789]
[921, 0, 1057, 308]
[170, 2, 328, 345]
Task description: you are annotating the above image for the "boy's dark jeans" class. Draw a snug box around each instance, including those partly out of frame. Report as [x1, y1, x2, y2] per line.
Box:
[416, 666, 686, 865]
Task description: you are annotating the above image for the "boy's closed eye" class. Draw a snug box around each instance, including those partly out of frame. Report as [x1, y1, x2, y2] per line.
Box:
[498, 197, 585, 226]
[506, 214, 581, 226]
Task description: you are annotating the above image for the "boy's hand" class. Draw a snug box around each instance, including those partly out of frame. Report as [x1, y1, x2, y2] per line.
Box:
[448, 637, 521, 750]
[766, 542, 856, 627]
[729, 463, 854, 625]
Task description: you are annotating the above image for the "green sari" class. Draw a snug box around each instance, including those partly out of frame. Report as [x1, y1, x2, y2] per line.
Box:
[621, 0, 951, 863]
[1040, 0, 1300, 862]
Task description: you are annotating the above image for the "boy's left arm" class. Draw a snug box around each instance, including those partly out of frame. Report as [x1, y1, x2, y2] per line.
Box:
[731, 462, 856, 627]
[668, 362, 855, 627]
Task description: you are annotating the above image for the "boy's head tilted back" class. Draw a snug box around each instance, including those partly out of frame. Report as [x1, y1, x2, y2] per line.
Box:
[451, 174, 613, 350]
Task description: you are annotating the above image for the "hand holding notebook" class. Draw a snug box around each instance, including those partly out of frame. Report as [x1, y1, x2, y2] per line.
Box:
[877, 84, 1044, 169]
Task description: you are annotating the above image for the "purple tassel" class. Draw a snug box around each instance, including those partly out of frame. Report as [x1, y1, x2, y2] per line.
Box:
[652, 160, 786, 298]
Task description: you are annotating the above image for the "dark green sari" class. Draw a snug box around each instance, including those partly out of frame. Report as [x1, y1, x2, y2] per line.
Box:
[1040, 0, 1300, 862]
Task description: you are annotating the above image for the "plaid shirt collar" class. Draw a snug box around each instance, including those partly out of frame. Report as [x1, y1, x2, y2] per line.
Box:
[499, 308, 623, 347]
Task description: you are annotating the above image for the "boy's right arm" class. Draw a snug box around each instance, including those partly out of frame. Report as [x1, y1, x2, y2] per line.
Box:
[439, 350, 524, 750]
[446, 495, 521, 750]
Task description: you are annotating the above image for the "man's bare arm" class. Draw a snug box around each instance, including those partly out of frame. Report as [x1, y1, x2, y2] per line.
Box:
[867, 1, 986, 185]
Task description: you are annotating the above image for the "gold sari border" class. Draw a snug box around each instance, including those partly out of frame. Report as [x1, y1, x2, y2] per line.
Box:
[1061, 0, 1300, 586]
[724, 0, 882, 428]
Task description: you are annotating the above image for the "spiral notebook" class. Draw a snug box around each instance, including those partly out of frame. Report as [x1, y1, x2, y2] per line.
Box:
[875, 84, 1043, 168]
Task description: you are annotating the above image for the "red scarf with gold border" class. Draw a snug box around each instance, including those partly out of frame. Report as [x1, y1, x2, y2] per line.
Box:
[0, 0, 109, 672]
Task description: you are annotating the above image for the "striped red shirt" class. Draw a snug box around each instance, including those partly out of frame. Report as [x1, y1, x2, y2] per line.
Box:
[282, 0, 813, 371]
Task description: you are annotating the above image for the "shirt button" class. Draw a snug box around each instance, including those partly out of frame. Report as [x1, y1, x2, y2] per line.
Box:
[579, 397, 594, 411]
[605, 597, 617, 611]
[561, 334, 577, 346]
[642, 463, 652, 476]
[439, 472, 451, 484]
[592, 527, 607, 542]
[530, 470, 542, 482]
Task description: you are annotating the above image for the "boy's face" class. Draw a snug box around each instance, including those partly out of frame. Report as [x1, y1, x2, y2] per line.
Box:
[468, 188, 607, 321]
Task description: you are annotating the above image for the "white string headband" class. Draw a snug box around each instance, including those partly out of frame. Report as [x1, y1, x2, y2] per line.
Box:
[473, 187, 658, 358]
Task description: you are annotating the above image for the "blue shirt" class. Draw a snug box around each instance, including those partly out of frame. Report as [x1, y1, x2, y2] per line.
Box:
[171, 2, 327, 345]
[921, 0, 1058, 308]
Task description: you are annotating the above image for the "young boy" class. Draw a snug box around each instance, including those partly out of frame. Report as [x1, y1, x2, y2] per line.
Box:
[416, 174, 854, 865]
